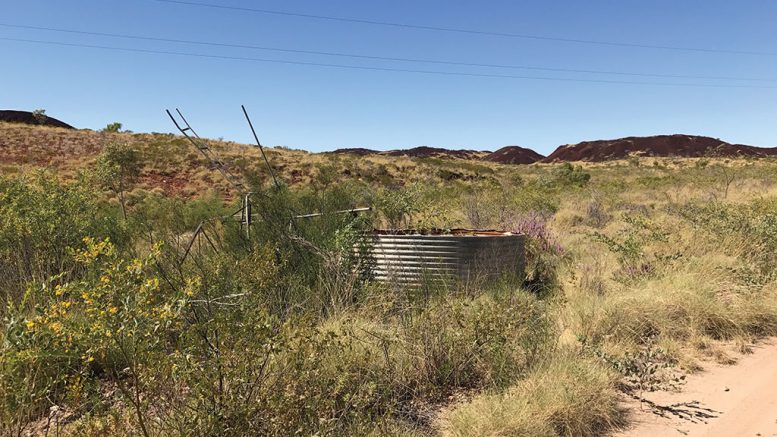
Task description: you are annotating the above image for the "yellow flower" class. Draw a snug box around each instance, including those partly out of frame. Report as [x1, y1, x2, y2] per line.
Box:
[108, 306, 118, 314]
[25, 320, 35, 330]
[127, 259, 143, 273]
[49, 322, 62, 334]
[54, 285, 64, 296]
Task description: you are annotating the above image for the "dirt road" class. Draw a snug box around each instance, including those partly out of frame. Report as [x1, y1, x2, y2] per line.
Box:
[616, 339, 777, 437]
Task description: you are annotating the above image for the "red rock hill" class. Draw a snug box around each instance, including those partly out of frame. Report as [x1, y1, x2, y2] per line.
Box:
[543, 134, 777, 162]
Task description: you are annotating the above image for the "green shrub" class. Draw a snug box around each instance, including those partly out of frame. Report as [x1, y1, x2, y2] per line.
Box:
[95, 143, 141, 219]
[1, 238, 187, 436]
[0, 174, 125, 306]
[677, 199, 777, 276]
[103, 122, 123, 133]
[589, 214, 674, 282]
[543, 162, 591, 187]
[374, 184, 422, 229]
[31, 109, 47, 124]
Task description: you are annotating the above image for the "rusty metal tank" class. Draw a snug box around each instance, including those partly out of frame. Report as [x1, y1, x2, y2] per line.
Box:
[362, 229, 525, 286]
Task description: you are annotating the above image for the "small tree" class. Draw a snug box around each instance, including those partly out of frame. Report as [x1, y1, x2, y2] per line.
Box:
[32, 109, 47, 124]
[376, 185, 421, 229]
[712, 163, 738, 200]
[96, 143, 140, 219]
[103, 122, 123, 133]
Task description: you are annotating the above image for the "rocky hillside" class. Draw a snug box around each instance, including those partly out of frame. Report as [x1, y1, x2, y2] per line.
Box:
[0, 122, 499, 199]
[543, 134, 777, 162]
[3, 117, 776, 202]
[484, 146, 545, 165]
[0, 110, 74, 129]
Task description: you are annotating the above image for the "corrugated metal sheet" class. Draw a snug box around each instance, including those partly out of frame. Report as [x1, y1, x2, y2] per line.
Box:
[361, 231, 525, 286]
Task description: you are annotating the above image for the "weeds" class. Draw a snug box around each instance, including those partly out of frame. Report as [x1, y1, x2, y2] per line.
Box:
[581, 335, 684, 393]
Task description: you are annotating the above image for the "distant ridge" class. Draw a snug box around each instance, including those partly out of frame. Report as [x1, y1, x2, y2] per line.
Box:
[328, 135, 777, 165]
[384, 146, 488, 160]
[543, 134, 777, 162]
[3, 112, 774, 166]
[484, 146, 544, 165]
[0, 110, 74, 129]
[328, 148, 379, 156]
[329, 146, 489, 160]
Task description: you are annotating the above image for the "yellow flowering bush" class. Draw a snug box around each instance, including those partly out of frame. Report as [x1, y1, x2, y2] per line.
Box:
[22, 237, 186, 365]
[0, 174, 125, 305]
[2, 237, 188, 433]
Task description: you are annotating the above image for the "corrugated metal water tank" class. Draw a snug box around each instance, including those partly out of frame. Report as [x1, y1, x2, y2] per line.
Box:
[362, 229, 525, 286]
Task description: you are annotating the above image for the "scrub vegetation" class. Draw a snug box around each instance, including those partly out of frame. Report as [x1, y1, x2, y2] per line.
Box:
[1, 122, 777, 436]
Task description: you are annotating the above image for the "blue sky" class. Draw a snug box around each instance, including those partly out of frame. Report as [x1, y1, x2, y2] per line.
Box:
[2, 0, 776, 154]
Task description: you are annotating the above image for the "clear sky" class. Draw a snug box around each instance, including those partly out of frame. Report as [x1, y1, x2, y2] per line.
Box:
[2, 0, 776, 154]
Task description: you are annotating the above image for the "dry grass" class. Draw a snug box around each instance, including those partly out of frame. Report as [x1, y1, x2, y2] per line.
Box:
[439, 351, 622, 437]
[557, 205, 777, 351]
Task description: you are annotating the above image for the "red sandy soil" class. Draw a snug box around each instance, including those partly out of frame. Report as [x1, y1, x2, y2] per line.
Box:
[0, 110, 74, 129]
[137, 171, 189, 196]
[614, 339, 777, 437]
[544, 134, 777, 163]
[483, 145, 545, 165]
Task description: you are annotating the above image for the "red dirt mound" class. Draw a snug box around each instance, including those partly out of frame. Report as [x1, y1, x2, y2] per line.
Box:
[484, 146, 544, 165]
[0, 110, 75, 129]
[543, 135, 777, 162]
[385, 146, 488, 160]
